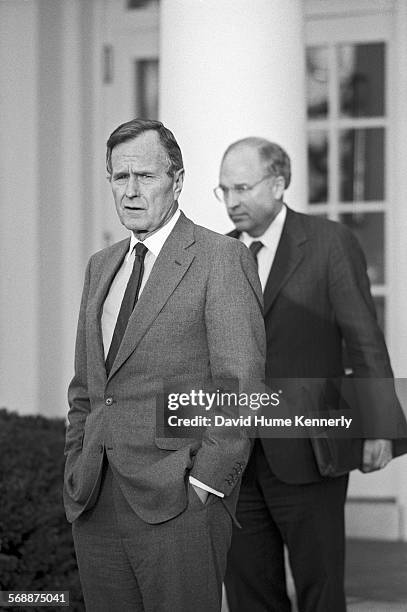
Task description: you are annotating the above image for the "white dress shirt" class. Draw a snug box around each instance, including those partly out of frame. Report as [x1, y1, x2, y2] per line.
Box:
[240, 204, 287, 291]
[101, 208, 223, 498]
[102, 208, 181, 355]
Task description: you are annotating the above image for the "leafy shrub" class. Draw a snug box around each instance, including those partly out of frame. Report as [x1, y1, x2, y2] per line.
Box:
[0, 409, 83, 611]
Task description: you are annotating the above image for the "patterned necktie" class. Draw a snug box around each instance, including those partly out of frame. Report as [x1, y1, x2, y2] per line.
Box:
[249, 241, 264, 268]
[105, 242, 148, 375]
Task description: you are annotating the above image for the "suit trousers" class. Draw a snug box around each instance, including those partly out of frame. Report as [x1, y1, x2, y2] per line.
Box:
[224, 439, 348, 612]
[72, 456, 232, 612]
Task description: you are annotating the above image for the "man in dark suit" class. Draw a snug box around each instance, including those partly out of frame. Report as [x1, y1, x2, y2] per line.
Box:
[218, 137, 406, 612]
[63, 120, 265, 612]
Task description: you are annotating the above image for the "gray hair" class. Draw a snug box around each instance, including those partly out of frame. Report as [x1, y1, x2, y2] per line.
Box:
[106, 118, 184, 178]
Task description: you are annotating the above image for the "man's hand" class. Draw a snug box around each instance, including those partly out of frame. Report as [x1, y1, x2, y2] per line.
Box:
[360, 439, 393, 473]
[191, 483, 209, 504]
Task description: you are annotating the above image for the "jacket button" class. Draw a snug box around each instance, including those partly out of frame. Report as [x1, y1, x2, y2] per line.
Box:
[105, 397, 113, 406]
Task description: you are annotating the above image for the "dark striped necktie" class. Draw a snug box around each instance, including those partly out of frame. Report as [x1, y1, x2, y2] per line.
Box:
[105, 242, 148, 375]
[249, 240, 264, 268]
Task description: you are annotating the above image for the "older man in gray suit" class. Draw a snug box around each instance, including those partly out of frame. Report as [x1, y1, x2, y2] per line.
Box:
[63, 119, 265, 612]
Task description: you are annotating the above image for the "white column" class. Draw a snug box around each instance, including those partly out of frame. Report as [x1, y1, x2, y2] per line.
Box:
[391, 0, 407, 540]
[59, 0, 88, 418]
[35, 0, 100, 418]
[160, 0, 307, 232]
[391, 2, 407, 378]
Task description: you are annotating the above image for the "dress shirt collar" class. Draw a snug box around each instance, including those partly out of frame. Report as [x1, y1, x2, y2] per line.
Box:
[127, 207, 181, 260]
[240, 204, 287, 248]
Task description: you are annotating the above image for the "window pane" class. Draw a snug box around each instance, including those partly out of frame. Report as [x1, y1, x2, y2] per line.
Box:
[338, 43, 385, 117]
[306, 46, 329, 119]
[339, 212, 384, 284]
[308, 130, 329, 204]
[135, 59, 159, 120]
[339, 128, 384, 202]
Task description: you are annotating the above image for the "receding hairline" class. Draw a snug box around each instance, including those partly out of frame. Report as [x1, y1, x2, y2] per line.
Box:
[110, 129, 166, 157]
[222, 137, 279, 164]
[107, 131, 170, 178]
[106, 119, 184, 178]
[220, 136, 291, 188]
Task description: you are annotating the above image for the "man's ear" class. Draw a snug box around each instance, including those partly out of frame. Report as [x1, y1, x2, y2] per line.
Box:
[273, 175, 286, 200]
[173, 168, 184, 200]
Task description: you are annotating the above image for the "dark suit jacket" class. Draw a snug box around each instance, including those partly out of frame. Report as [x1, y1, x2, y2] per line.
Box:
[64, 212, 266, 523]
[230, 206, 407, 483]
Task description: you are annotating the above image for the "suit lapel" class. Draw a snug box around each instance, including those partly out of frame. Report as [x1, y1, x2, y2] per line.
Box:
[227, 209, 308, 318]
[263, 208, 307, 317]
[86, 238, 130, 383]
[107, 212, 196, 381]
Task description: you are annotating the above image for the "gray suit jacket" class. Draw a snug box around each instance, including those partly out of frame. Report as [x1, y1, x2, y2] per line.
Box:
[64, 212, 265, 523]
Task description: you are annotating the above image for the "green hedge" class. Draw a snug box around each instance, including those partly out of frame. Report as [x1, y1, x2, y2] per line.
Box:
[0, 409, 84, 611]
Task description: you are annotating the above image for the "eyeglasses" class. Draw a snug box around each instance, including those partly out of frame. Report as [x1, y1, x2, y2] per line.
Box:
[213, 173, 275, 203]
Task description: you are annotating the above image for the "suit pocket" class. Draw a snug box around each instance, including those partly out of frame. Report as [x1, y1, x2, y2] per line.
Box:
[155, 436, 199, 451]
[188, 482, 207, 508]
